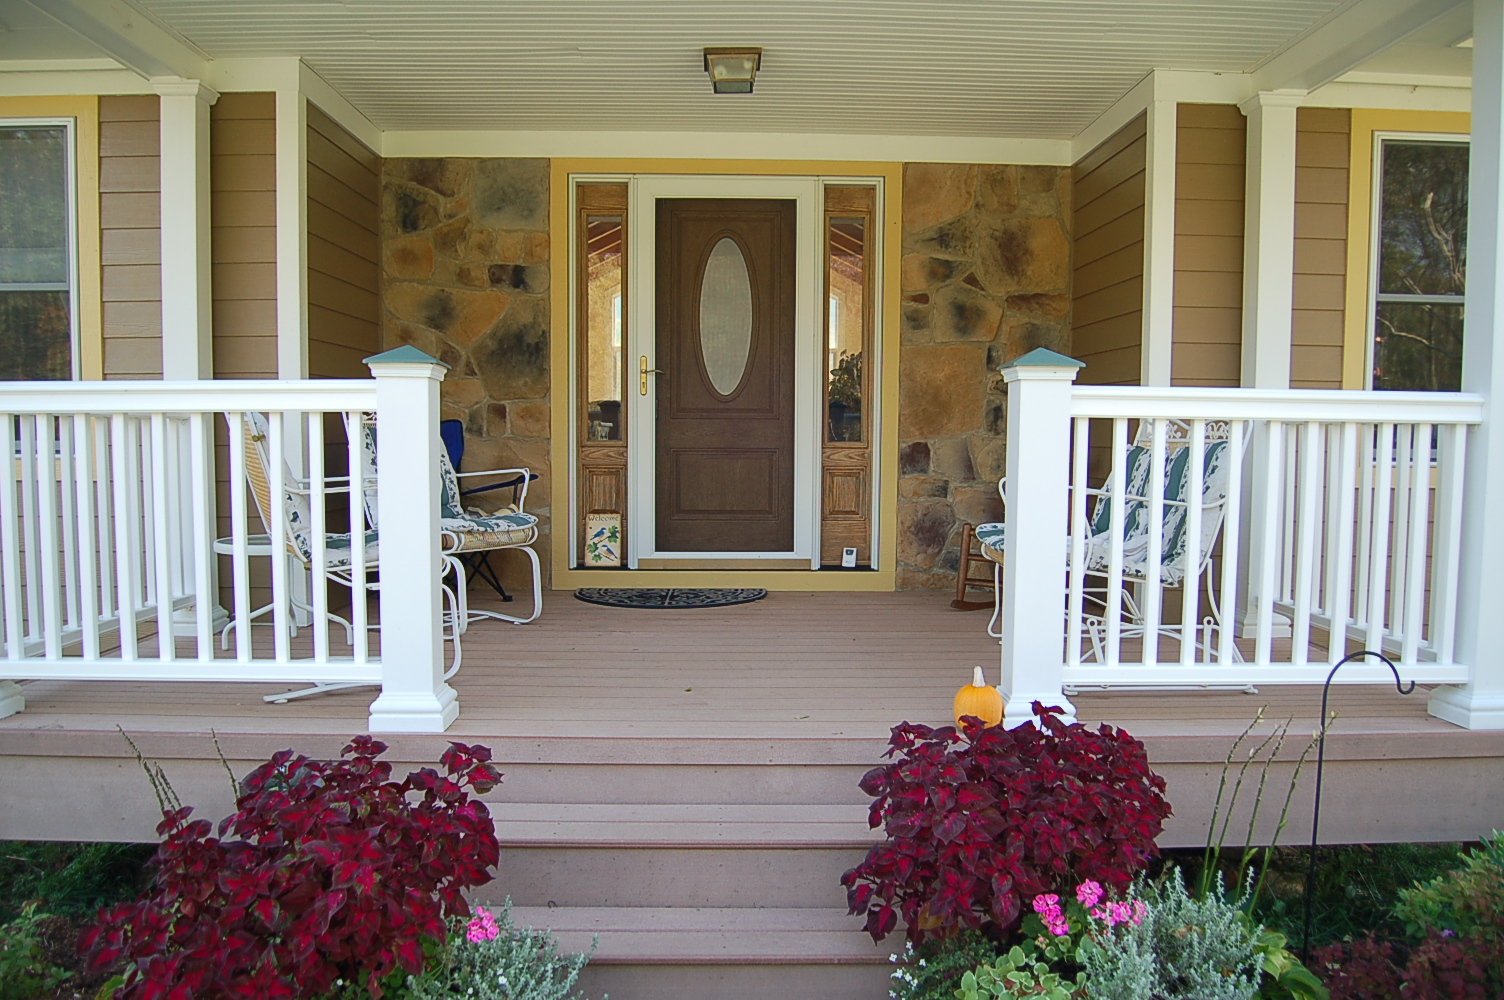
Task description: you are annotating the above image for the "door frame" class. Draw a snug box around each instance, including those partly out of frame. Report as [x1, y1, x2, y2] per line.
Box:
[550, 159, 902, 591]
[629, 175, 820, 567]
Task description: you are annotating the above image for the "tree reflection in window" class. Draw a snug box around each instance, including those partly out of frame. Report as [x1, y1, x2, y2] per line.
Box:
[1373, 140, 1468, 392]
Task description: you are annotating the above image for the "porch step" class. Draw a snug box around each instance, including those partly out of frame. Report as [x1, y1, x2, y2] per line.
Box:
[509, 906, 896, 1000]
[490, 801, 877, 847]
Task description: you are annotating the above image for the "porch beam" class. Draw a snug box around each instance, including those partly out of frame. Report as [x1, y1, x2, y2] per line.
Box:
[154, 79, 217, 380]
[1431, 0, 1504, 730]
[32, 0, 208, 82]
[1251, 0, 1469, 93]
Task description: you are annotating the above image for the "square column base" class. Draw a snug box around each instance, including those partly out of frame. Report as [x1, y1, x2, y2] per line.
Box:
[0, 681, 22, 720]
[368, 684, 459, 733]
[1003, 691, 1077, 729]
[1428, 685, 1504, 730]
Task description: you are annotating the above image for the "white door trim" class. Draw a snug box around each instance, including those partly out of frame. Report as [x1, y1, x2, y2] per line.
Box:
[626, 174, 823, 568]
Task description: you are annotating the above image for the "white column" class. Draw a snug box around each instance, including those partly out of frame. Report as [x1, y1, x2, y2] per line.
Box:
[1235, 91, 1301, 638]
[275, 84, 308, 379]
[153, 79, 217, 380]
[366, 347, 459, 733]
[1430, 0, 1504, 730]
[1238, 90, 1301, 390]
[999, 348, 1083, 728]
[1141, 99, 1178, 386]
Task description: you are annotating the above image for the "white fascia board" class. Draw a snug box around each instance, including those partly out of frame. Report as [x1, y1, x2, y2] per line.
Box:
[380, 129, 1072, 165]
[1070, 70, 1253, 164]
[0, 67, 153, 96]
[298, 63, 382, 155]
[34, 0, 208, 81]
[1250, 0, 1471, 93]
[1306, 79, 1472, 112]
[206, 58, 382, 155]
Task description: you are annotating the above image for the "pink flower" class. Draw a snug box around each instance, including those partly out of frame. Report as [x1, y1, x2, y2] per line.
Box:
[1075, 880, 1104, 909]
[1130, 900, 1147, 926]
[466, 906, 499, 943]
[1032, 894, 1060, 915]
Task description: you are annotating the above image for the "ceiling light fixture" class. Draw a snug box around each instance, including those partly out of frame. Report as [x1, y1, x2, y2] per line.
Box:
[703, 47, 762, 94]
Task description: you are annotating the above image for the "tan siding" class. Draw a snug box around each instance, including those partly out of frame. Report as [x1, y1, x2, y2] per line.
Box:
[1292, 107, 1349, 389]
[211, 92, 277, 380]
[1172, 103, 1245, 387]
[99, 95, 161, 379]
[1071, 113, 1145, 386]
[306, 102, 380, 379]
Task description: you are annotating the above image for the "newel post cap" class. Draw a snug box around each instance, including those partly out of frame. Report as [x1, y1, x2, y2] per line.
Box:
[1000, 348, 1085, 383]
[365, 345, 451, 379]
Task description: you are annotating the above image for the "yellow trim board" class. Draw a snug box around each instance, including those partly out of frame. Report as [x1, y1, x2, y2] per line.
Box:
[1342, 109, 1470, 390]
[548, 157, 903, 591]
[0, 96, 101, 380]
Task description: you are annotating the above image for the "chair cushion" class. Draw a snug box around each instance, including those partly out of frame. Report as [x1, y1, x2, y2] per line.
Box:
[441, 510, 539, 551]
[976, 522, 1005, 561]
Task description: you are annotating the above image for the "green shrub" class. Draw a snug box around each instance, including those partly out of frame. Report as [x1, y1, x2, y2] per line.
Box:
[888, 930, 1000, 1000]
[1393, 831, 1504, 942]
[0, 841, 153, 923]
[1079, 868, 1262, 1000]
[0, 902, 71, 1000]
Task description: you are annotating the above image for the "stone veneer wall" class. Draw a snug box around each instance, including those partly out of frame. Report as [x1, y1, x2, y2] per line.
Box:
[379, 157, 553, 587]
[896, 163, 1072, 590]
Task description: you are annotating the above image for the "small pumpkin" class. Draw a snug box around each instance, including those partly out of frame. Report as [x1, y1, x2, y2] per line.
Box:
[953, 665, 1004, 729]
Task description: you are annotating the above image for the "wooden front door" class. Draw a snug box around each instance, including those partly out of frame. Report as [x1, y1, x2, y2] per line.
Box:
[655, 198, 796, 552]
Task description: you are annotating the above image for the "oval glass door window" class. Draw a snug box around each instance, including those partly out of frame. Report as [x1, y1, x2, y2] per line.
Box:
[698, 237, 754, 395]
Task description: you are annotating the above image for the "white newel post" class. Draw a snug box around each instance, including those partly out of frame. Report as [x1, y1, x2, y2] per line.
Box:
[154, 80, 217, 380]
[1235, 90, 1301, 639]
[366, 347, 459, 733]
[999, 349, 1083, 728]
[1431, 0, 1504, 729]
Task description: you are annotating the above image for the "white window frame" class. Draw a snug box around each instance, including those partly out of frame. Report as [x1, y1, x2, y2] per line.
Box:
[1364, 129, 1470, 390]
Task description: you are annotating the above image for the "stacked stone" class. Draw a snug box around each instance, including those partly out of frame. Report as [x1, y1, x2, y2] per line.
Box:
[896, 162, 1071, 590]
[380, 157, 553, 587]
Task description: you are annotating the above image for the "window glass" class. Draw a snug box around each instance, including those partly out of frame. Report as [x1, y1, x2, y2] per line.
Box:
[584, 215, 623, 440]
[1372, 139, 1468, 391]
[827, 218, 865, 441]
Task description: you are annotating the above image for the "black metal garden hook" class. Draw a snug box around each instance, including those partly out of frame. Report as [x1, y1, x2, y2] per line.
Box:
[1301, 649, 1416, 963]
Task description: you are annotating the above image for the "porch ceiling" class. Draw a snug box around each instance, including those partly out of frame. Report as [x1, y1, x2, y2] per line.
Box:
[120, 0, 1364, 137]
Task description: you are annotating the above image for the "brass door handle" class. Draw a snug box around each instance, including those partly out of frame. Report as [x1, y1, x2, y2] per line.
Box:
[639, 355, 664, 395]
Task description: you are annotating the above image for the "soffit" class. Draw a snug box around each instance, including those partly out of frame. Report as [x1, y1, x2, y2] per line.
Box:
[131, 0, 1356, 138]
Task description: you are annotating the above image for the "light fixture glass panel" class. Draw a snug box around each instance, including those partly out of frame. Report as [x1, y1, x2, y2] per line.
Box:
[585, 214, 624, 440]
[698, 237, 753, 396]
[827, 218, 865, 441]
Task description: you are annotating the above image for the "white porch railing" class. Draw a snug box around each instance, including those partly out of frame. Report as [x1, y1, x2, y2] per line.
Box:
[997, 351, 1485, 724]
[0, 349, 457, 732]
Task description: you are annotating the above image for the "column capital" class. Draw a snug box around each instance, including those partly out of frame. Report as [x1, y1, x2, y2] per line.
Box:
[150, 78, 219, 104]
[1238, 90, 1305, 116]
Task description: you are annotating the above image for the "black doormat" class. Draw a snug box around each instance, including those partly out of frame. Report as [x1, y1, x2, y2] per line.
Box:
[574, 587, 768, 609]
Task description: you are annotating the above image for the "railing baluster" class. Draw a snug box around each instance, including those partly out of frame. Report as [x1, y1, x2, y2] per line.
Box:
[33, 415, 64, 660]
[1430, 423, 1467, 665]
[110, 415, 140, 661]
[1353, 425, 1375, 630]
[93, 419, 115, 621]
[0, 415, 23, 659]
[18, 416, 40, 643]
[72, 416, 102, 660]
[1388, 424, 1414, 642]
[1255, 421, 1285, 665]
[1067, 417, 1089, 667]
[1402, 423, 1433, 662]
[1141, 418, 1167, 666]
[150, 414, 175, 661]
[268, 411, 291, 663]
[1217, 421, 1244, 666]
[138, 418, 156, 607]
[226, 413, 253, 662]
[1324, 422, 1359, 665]
[1105, 417, 1129, 665]
[1280, 423, 1298, 604]
[58, 418, 80, 632]
[1179, 420, 1205, 664]
[1365, 423, 1395, 652]
[308, 413, 330, 663]
[346, 410, 369, 663]
[1291, 421, 1324, 665]
[189, 413, 214, 659]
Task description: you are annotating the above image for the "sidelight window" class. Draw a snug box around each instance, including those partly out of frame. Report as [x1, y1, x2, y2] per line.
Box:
[0, 121, 75, 381]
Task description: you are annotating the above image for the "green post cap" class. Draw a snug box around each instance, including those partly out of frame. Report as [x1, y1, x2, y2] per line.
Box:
[364, 345, 451, 368]
[1000, 347, 1085, 370]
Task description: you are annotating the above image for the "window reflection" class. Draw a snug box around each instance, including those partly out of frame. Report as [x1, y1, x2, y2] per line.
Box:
[585, 215, 623, 440]
[827, 218, 865, 441]
[0, 126, 71, 381]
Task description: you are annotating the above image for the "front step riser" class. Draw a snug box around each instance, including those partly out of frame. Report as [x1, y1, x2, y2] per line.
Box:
[482, 846, 871, 909]
[577, 963, 895, 1000]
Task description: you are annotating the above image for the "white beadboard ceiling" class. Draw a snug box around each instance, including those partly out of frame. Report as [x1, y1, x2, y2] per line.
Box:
[130, 0, 1361, 138]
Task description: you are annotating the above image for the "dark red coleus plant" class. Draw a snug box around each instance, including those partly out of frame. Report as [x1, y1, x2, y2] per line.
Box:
[80, 737, 501, 1000]
[842, 703, 1170, 944]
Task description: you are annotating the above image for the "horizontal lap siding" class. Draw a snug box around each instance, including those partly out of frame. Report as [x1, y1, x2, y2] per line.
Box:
[1072, 113, 1145, 386]
[99, 96, 162, 379]
[1172, 104, 1245, 387]
[306, 102, 380, 379]
[1292, 107, 1349, 390]
[211, 92, 277, 379]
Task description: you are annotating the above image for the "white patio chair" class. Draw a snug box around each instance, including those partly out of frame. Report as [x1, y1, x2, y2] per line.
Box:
[237, 412, 464, 703]
[974, 418, 1244, 662]
[351, 414, 542, 628]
